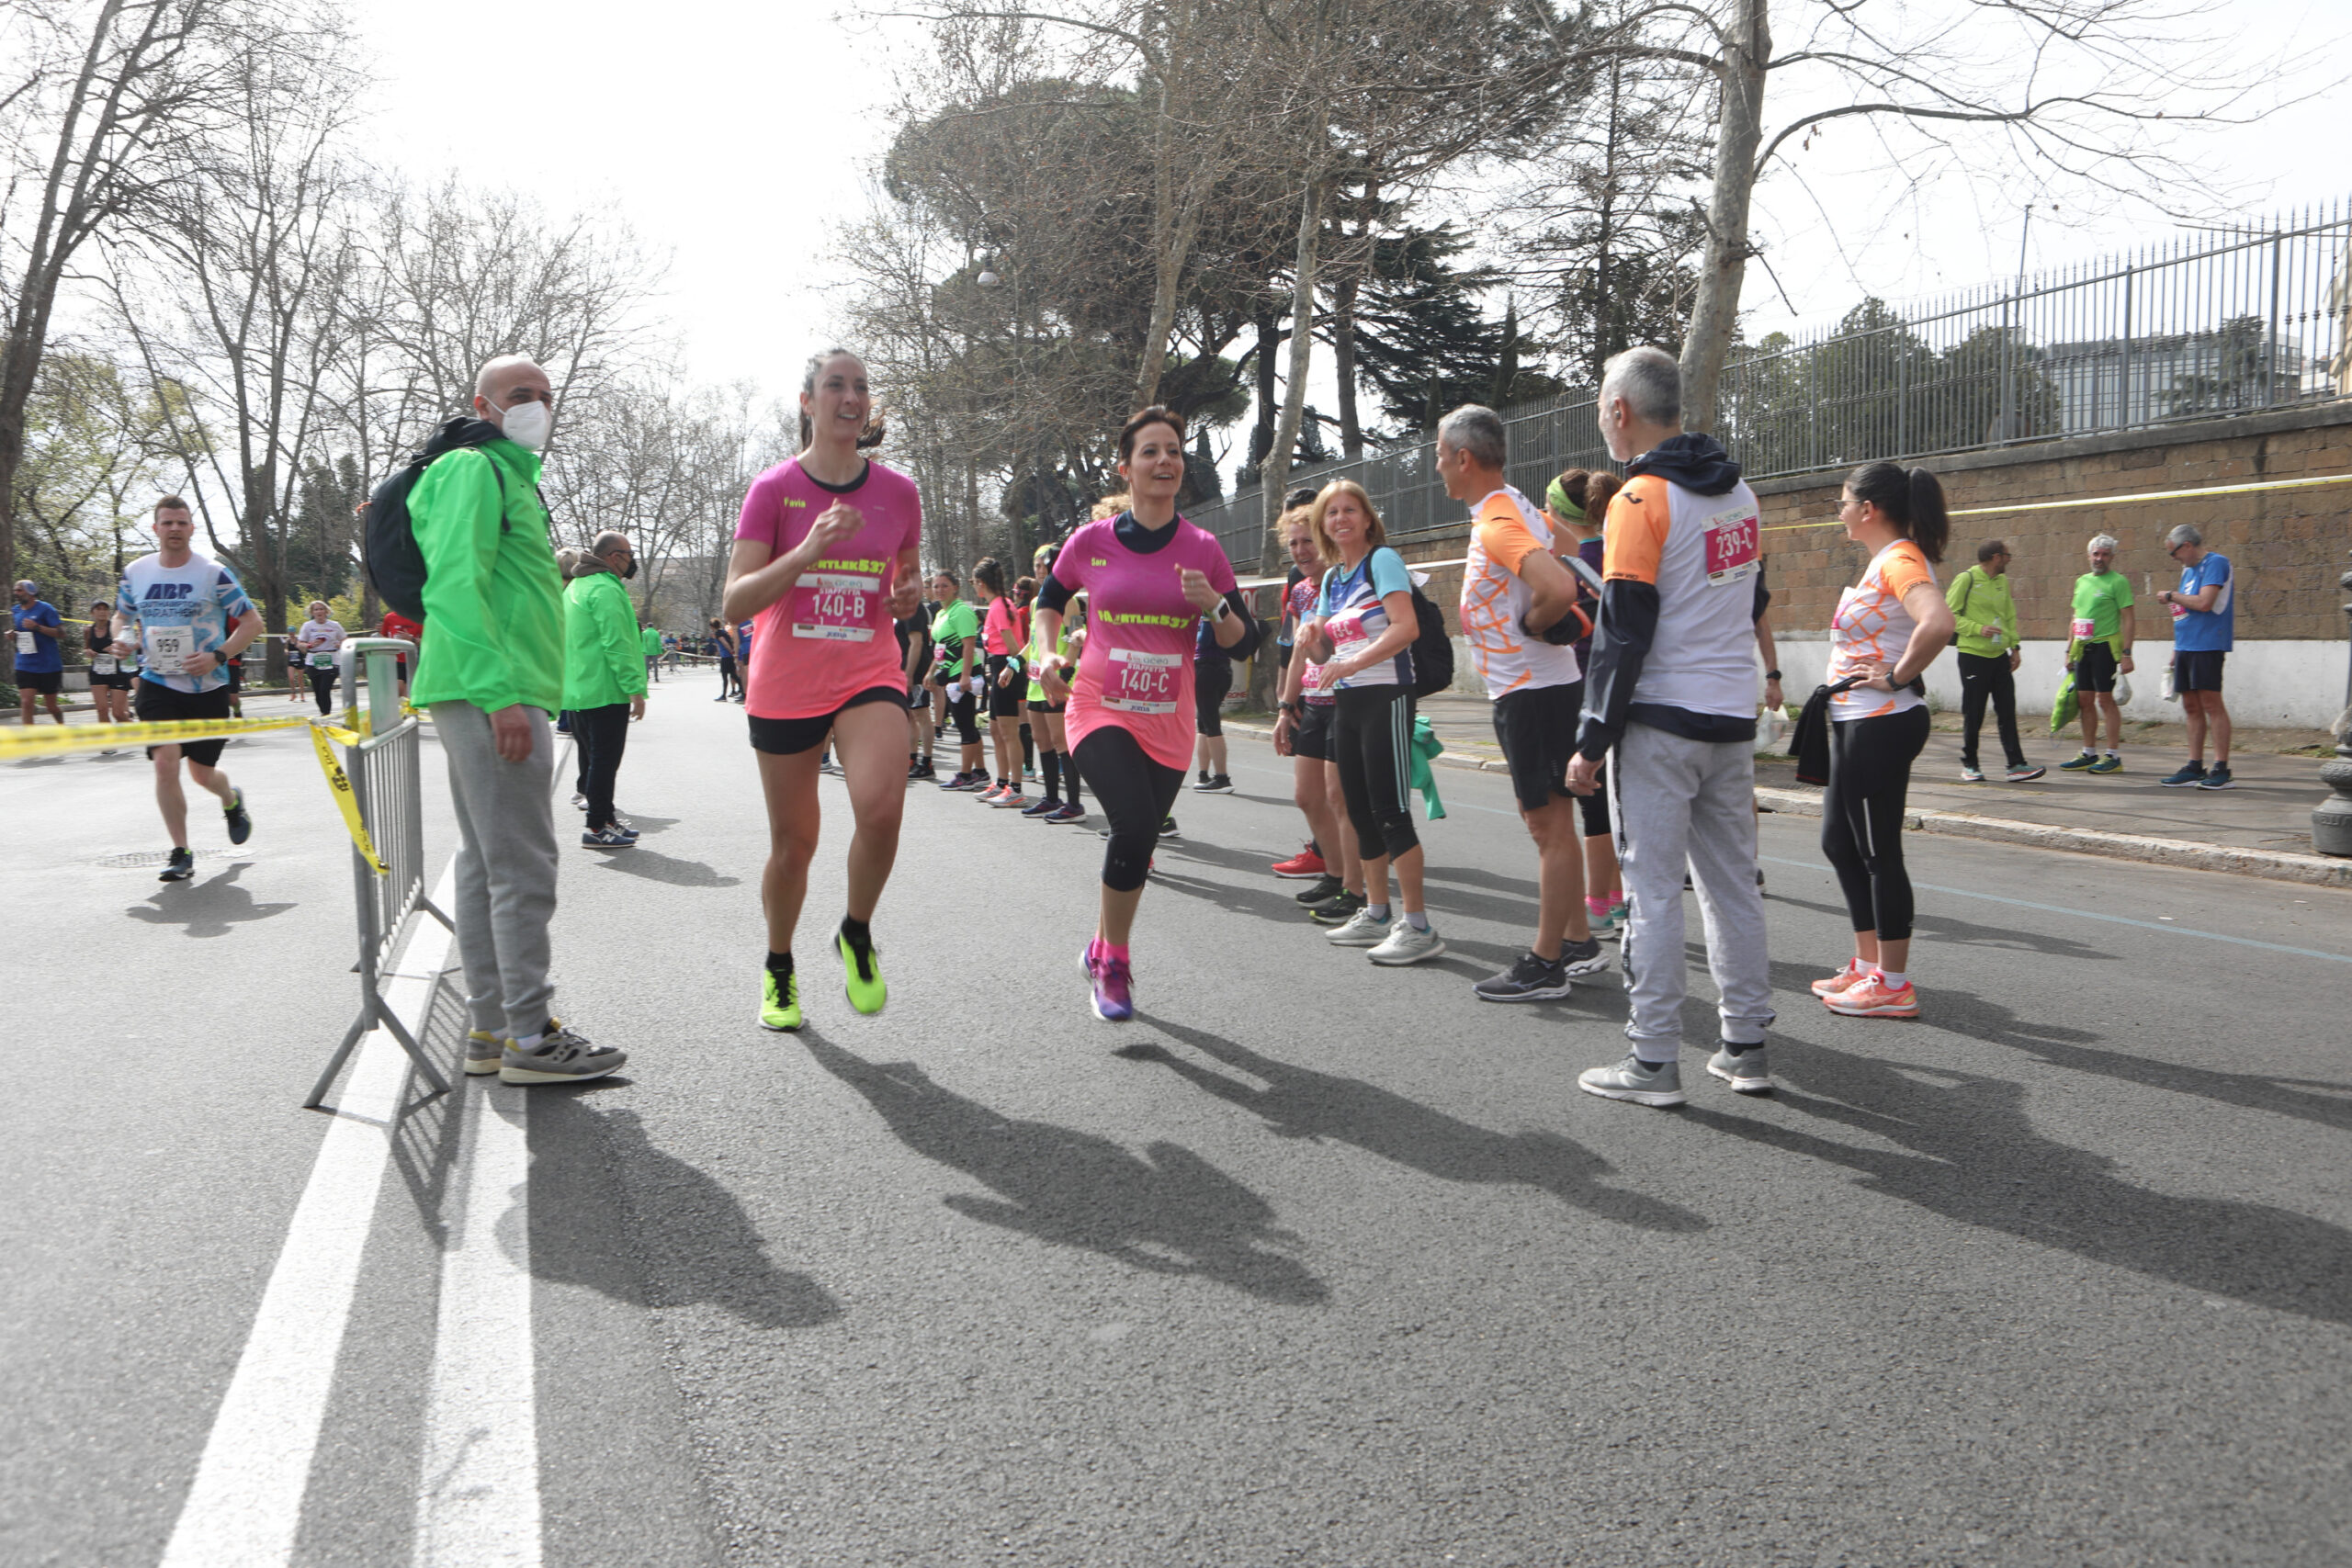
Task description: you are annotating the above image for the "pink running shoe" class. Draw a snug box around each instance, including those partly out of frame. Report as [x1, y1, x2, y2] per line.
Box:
[1080, 942, 1134, 1022]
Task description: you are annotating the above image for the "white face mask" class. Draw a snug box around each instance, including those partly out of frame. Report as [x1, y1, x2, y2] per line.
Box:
[498, 399, 551, 451]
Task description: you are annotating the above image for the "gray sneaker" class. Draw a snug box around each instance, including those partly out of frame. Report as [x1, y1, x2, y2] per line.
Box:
[1325, 906, 1394, 947]
[1557, 935, 1611, 978]
[499, 1024, 628, 1085]
[1706, 1043, 1774, 1094]
[1577, 1054, 1687, 1107]
[463, 1029, 505, 1076]
[1367, 919, 1445, 966]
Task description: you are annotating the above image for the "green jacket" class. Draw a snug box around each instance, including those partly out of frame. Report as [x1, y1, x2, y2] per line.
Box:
[1945, 564, 2019, 660]
[409, 441, 565, 716]
[563, 566, 649, 709]
[639, 625, 662, 659]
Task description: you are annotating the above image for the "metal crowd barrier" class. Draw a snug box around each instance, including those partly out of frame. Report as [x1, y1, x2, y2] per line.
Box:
[304, 637, 452, 1109]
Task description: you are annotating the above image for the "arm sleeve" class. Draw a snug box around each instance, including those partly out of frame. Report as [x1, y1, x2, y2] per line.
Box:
[1576, 581, 1659, 760]
[1216, 588, 1261, 663]
[1751, 570, 1771, 625]
[413, 450, 523, 712]
[604, 581, 646, 697]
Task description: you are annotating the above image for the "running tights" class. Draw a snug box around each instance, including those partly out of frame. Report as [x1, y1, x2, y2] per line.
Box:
[308, 665, 337, 715]
[1072, 727, 1183, 892]
[1332, 684, 1419, 863]
[944, 687, 981, 745]
[1821, 705, 1930, 942]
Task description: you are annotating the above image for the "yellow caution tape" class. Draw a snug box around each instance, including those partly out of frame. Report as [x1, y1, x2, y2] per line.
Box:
[0, 712, 316, 759]
[1765, 471, 2352, 531]
[307, 721, 387, 873]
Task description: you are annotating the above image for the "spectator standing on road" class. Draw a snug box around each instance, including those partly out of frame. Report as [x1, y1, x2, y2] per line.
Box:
[1566, 346, 1773, 1107]
[1442, 404, 1608, 1002]
[711, 616, 741, 701]
[1946, 540, 2044, 783]
[1272, 507, 1356, 910]
[1812, 463, 1956, 1022]
[974, 557, 1027, 807]
[110, 500, 259, 881]
[929, 570, 986, 788]
[641, 619, 664, 683]
[1542, 469, 1626, 935]
[2060, 534, 2134, 774]
[413, 354, 626, 1087]
[894, 579, 937, 779]
[12, 580, 66, 726]
[2154, 524, 2236, 791]
[290, 600, 346, 715]
[380, 606, 423, 701]
[564, 531, 650, 848]
[1190, 604, 1236, 794]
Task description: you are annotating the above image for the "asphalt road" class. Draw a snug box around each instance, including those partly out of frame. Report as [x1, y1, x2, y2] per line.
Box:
[6, 671, 2352, 1568]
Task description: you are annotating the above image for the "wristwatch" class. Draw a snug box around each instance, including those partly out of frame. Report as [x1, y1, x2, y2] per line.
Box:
[1211, 597, 1232, 623]
[1764, 669, 1781, 681]
[1280, 700, 1302, 717]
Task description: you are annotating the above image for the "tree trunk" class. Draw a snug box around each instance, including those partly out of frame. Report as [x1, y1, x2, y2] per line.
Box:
[1678, 0, 1770, 436]
[1249, 303, 1280, 470]
[1334, 269, 1363, 457]
[1259, 168, 1327, 573]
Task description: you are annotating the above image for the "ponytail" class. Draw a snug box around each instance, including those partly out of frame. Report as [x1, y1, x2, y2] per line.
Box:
[1846, 460, 1948, 565]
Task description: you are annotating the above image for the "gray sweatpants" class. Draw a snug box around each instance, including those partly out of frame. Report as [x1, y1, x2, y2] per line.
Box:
[1611, 721, 1775, 1060]
[433, 701, 560, 1041]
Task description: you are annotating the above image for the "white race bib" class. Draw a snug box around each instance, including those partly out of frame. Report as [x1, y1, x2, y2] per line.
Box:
[2070, 616, 2097, 640]
[1102, 648, 1181, 714]
[789, 570, 881, 643]
[14, 629, 32, 656]
[144, 625, 193, 675]
[310, 650, 337, 668]
[90, 653, 118, 674]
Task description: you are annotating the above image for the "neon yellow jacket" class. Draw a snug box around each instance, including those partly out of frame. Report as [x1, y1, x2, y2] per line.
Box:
[563, 565, 649, 710]
[408, 442, 564, 716]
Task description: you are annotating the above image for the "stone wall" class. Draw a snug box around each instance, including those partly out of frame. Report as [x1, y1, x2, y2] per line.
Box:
[1750, 401, 2352, 640]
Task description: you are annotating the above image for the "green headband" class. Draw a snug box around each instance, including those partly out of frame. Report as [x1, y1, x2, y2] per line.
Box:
[1545, 478, 1585, 523]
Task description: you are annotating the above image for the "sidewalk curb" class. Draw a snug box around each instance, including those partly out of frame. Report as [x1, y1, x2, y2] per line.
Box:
[1230, 717, 2352, 887]
[1753, 785, 2352, 889]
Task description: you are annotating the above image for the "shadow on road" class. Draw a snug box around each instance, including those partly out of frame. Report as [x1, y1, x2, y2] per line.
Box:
[529, 1101, 843, 1331]
[1687, 1033, 2352, 1325]
[1125, 1017, 1708, 1235]
[125, 861, 294, 938]
[801, 1032, 1328, 1305]
[589, 848, 742, 887]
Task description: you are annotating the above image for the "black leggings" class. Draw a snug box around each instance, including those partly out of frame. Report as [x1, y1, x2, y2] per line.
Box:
[943, 684, 981, 745]
[1072, 726, 1184, 893]
[1193, 657, 1231, 737]
[308, 664, 337, 715]
[1822, 706, 1930, 942]
[1332, 684, 1419, 863]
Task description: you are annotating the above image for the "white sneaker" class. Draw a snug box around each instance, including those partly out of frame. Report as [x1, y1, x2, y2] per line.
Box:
[1325, 907, 1394, 947]
[1367, 920, 1445, 966]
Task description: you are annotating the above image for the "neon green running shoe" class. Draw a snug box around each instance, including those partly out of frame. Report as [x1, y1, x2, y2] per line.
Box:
[836, 928, 887, 1015]
[761, 967, 801, 1032]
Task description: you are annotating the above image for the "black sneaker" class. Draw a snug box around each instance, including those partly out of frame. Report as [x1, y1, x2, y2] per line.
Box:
[222, 789, 252, 845]
[2198, 762, 2235, 790]
[1197, 774, 1234, 794]
[2161, 761, 2209, 787]
[1158, 816, 1180, 839]
[1473, 951, 1572, 1002]
[1308, 890, 1366, 926]
[1294, 874, 1346, 907]
[159, 846, 196, 882]
[1557, 935, 1611, 978]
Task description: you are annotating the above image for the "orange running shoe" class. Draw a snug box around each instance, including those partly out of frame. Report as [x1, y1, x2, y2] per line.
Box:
[1824, 975, 1920, 1018]
[1810, 964, 1869, 998]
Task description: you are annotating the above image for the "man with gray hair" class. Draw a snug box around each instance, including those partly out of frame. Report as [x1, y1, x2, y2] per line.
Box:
[2154, 522, 2235, 789]
[564, 528, 650, 844]
[1565, 346, 1775, 1106]
[2060, 532, 2134, 774]
[1439, 403, 1608, 1001]
[410, 354, 627, 1084]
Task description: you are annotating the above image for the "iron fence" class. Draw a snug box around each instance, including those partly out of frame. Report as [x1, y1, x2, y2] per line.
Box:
[1194, 198, 2352, 572]
[305, 637, 450, 1109]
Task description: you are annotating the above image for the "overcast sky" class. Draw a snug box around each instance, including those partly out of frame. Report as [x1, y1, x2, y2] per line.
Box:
[342, 0, 2346, 422]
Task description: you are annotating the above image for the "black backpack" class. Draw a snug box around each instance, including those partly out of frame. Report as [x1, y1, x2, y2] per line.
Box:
[362, 417, 509, 621]
[1408, 583, 1453, 699]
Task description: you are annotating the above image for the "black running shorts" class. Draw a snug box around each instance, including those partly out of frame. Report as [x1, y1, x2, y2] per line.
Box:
[135, 678, 233, 766]
[749, 685, 907, 755]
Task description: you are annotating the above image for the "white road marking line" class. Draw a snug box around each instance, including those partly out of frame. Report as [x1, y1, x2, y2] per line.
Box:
[413, 1078, 540, 1568]
[160, 863, 458, 1568]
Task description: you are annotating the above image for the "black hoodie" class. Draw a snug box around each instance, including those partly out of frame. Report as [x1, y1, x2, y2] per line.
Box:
[1576, 432, 1760, 758]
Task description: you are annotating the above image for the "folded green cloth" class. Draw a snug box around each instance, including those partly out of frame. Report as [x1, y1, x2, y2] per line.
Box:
[1410, 713, 1447, 820]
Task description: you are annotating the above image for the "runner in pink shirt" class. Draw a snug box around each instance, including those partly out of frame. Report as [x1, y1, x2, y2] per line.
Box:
[1033, 405, 1258, 1021]
[723, 348, 922, 1032]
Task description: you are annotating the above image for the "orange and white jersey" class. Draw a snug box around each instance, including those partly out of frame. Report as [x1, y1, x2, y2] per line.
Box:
[1828, 541, 1937, 721]
[1459, 484, 1579, 697]
[1602, 473, 1762, 719]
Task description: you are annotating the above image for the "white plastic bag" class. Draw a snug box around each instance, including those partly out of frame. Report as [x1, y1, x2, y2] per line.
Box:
[2160, 663, 2179, 704]
[2113, 672, 2133, 707]
[1754, 704, 1791, 754]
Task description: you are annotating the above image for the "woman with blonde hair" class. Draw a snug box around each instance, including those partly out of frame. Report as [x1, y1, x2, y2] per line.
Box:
[1295, 478, 1440, 964]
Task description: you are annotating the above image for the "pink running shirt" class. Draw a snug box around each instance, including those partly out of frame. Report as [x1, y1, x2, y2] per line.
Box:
[1052, 515, 1238, 772]
[733, 457, 922, 720]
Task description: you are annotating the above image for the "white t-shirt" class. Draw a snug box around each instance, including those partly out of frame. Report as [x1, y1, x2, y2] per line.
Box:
[294, 618, 347, 666]
[116, 551, 254, 694]
[1459, 485, 1579, 698]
